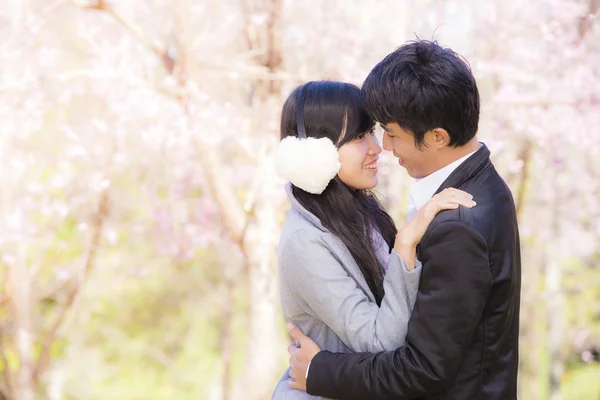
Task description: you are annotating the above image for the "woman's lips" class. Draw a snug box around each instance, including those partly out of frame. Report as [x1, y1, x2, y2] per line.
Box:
[362, 160, 378, 173]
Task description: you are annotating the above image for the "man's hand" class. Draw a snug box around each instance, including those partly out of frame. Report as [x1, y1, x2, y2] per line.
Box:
[287, 322, 321, 391]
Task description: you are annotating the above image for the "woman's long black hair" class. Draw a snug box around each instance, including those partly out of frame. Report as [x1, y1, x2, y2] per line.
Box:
[280, 81, 397, 305]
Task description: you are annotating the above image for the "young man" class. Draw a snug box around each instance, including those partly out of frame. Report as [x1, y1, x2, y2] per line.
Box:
[286, 40, 521, 400]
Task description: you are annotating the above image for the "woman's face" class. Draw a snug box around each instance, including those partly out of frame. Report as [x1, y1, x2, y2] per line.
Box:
[337, 128, 382, 190]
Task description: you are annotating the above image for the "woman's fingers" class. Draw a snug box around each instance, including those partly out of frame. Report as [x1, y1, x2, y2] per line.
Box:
[447, 195, 476, 206]
[436, 189, 475, 207]
[439, 202, 460, 210]
[423, 188, 477, 216]
[439, 198, 476, 210]
[462, 199, 477, 207]
[442, 188, 472, 200]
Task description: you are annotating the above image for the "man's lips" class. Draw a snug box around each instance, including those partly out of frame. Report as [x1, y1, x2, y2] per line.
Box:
[394, 154, 405, 166]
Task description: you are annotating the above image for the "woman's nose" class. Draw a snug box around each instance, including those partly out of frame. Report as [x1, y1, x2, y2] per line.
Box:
[367, 134, 382, 155]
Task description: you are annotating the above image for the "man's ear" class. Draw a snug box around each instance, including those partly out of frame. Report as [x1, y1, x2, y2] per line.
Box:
[430, 128, 451, 148]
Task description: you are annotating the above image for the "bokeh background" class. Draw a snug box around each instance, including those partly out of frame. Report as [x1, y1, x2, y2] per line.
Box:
[0, 0, 599, 399]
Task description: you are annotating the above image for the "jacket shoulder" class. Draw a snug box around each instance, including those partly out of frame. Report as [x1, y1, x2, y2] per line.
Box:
[425, 168, 516, 242]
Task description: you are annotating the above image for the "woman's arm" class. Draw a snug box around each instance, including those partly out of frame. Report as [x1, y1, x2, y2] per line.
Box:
[395, 188, 476, 271]
[283, 189, 476, 353]
[282, 229, 420, 353]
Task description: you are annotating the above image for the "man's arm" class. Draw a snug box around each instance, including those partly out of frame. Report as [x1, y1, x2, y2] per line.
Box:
[305, 221, 492, 399]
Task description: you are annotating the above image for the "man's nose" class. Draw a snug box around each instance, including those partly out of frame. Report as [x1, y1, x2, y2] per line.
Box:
[382, 132, 393, 151]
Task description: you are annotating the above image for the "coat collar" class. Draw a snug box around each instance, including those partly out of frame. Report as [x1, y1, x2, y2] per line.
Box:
[285, 183, 328, 232]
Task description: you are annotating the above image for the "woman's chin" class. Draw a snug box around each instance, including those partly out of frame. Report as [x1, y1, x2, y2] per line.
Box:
[358, 177, 379, 190]
[341, 174, 379, 190]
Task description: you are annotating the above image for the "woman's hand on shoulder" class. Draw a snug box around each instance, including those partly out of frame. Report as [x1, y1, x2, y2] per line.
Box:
[397, 188, 476, 248]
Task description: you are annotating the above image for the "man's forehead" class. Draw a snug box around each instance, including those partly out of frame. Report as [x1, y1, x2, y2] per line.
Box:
[379, 122, 399, 130]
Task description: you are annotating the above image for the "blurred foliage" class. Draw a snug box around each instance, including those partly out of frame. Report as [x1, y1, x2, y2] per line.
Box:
[0, 0, 598, 399]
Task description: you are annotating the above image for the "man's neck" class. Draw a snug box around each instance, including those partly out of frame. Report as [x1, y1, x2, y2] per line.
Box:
[428, 138, 480, 175]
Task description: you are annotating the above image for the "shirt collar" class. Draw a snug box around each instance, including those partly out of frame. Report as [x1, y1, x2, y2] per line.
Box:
[409, 147, 479, 211]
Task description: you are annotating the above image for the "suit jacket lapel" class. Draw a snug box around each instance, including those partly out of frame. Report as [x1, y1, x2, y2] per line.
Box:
[417, 143, 492, 260]
[433, 143, 492, 196]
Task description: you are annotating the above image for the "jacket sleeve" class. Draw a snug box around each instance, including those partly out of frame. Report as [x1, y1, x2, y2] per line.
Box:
[281, 230, 421, 352]
[306, 221, 492, 399]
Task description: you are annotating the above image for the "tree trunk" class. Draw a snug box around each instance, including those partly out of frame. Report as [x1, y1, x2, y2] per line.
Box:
[520, 245, 544, 400]
[6, 2, 34, 397]
[232, 2, 285, 398]
[547, 176, 564, 400]
[218, 246, 237, 400]
[8, 246, 35, 400]
[235, 132, 281, 399]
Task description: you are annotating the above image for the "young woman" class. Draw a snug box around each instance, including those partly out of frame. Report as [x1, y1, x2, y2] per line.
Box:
[271, 81, 475, 399]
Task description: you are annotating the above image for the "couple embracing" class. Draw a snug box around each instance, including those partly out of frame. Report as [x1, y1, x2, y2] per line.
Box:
[271, 40, 521, 400]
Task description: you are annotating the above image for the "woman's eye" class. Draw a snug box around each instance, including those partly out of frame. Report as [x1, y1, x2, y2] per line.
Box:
[357, 133, 366, 140]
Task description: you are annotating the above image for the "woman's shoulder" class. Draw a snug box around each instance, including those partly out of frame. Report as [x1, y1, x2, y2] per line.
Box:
[279, 215, 344, 261]
[281, 208, 329, 245]
[280, 224, 327, 256]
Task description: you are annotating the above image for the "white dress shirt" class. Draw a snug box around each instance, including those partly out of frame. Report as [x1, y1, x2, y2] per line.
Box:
[406, 147, 479, 222]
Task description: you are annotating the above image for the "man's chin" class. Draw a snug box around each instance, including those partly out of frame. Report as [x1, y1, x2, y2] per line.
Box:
[396, 159, 423, 179]
[405, 168, 424, 179]
[399, 163, 412, 175]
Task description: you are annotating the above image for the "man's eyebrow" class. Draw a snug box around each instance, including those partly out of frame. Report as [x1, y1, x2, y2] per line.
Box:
[379, 123, 390, 131]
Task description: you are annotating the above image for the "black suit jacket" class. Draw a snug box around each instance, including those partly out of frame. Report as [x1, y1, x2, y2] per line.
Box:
[306, 144, 521, 400]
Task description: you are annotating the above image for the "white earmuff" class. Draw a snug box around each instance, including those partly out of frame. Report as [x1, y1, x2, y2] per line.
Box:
[275, 86, 341, 194]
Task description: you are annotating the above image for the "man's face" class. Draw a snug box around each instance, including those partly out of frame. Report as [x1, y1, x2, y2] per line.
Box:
[380, 122, 440, 179]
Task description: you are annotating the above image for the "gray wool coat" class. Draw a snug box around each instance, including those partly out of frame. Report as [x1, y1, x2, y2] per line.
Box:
[271, 184, 422, 400]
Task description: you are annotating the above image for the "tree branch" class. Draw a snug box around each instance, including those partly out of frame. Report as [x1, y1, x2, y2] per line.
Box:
[0, 265, 12, 397]
[40, 0, 72, 15]
[80, 1, 164, 56]
[515, 139, 533, 220]
[243, 0, 283, 101]
[578, 0, 600, 41]
[194, 146, 247, 242]
[0, 329, 14, 399]
[32, 190, 109, 384]
[82, 1, 251, 243]
[240, 0, 257, 52]
[0, 266, 8, 309]
[78, 1, 297, 81]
